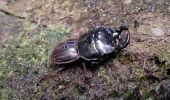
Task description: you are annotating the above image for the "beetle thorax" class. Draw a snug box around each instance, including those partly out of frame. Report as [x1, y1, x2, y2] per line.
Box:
[78, 28, 116, 61]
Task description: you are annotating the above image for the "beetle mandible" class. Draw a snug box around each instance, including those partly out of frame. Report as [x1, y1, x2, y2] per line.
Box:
[50, 26, 130, 65]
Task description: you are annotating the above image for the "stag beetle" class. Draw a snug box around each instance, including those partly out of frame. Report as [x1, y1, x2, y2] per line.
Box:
[50, 26, 130, 65]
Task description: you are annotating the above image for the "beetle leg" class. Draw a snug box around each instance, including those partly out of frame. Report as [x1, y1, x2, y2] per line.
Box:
[82, 63, 93, 78]
[82, 63, 87, 74]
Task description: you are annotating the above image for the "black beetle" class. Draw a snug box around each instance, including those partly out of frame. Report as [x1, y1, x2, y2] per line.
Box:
[50, 26, 130, 65]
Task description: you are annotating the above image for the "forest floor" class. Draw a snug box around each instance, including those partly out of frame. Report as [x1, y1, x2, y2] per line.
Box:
[0, 0, 170, 99]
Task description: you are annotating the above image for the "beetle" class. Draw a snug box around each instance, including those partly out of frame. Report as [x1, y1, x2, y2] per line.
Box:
[50, 26, 130, 65]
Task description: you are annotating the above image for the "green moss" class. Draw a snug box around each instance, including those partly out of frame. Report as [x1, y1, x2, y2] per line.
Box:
[98, 67, 112, 85]
[0, 24, 69, 99]
[143, 89, 155, 100]
[123, 89, 133, 100]
[0, 92, 8, 100]
[110, 90, 119, 97]
[142, 83, 158, 100]
[159, 51, 170, 64]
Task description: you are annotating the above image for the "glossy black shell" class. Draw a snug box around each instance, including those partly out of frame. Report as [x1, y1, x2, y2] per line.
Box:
[50, 26, 130, 65]
[50, 38, 80, 64]
[78, 26, 130, 61]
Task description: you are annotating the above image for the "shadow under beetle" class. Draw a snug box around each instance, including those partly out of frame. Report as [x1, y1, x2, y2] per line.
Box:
[50, 26, 130, 65]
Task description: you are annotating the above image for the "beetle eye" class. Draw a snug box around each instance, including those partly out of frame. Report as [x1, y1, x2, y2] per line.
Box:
[112, 32, 119, 37]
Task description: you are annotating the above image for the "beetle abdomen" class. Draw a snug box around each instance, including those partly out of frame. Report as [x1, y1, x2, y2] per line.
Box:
[50, 39, 80, 64]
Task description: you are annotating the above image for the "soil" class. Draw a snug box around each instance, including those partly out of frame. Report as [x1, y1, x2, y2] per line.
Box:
[0, 0, 170, 99]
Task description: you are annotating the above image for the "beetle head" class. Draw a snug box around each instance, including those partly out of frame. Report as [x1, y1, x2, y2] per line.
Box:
[93, 26, 130, 50]
[115, 26, 130, 50]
